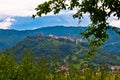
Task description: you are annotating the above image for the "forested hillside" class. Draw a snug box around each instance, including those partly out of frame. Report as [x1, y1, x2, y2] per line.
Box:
[0, 26, 84, 51]
[0, 26, 120, 54]
[7, 34, 120, 66]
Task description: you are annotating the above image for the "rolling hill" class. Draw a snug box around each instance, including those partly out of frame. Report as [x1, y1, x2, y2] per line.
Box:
[0, 26, 120, 54]
[0, 26, 85, 51]
[7, 34, 120, 65]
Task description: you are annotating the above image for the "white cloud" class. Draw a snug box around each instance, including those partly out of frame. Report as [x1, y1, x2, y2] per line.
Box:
[107, 16, 120, 28]
[0, 18, 15, 29]
[109, 20, 120, 28]
[0, 0, 78, 18]
[2, 0, 120, 29]
[0, 0, 48, 17]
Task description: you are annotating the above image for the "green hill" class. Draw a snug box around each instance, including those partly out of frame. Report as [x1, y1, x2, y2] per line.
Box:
[7, 34, 120, 65]
[0, 26, 85, 51]
[0, 26, 120, 54]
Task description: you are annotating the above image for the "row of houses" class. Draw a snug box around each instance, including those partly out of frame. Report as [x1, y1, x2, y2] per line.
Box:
[26, 33, 84, 44]
[40, 33, 84, 44]
[109, 65, 120, 72]
[56, 65, 120, 74]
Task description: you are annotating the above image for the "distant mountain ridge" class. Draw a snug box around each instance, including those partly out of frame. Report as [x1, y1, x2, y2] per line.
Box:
[0, 26, 120, 53]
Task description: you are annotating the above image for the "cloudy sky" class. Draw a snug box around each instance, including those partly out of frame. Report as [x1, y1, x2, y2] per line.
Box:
[0, 0, 120, 30]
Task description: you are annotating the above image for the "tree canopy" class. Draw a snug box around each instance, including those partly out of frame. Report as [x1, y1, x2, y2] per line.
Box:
[33, 0, 120, 60]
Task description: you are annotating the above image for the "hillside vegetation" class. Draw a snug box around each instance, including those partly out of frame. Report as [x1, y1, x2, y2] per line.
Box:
[7, 34, 120, 66]
[0, 51, 120, 80]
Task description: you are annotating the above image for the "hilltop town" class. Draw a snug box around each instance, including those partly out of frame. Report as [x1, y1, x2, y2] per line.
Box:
[26, 33, 84, 44]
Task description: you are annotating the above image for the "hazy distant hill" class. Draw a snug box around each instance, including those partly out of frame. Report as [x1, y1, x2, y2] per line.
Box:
[103, 30, 120, 53]
[0, 29, 32, 51]
[0, 26, 120, 53]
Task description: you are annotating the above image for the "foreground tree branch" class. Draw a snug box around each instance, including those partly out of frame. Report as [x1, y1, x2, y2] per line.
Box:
[33, 0, 120, 60]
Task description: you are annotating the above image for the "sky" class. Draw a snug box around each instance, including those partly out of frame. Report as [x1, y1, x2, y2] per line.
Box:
[0, 0, 120, 30]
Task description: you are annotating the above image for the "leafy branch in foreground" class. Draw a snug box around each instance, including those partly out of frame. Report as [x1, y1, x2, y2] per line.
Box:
[33, 0, 120, 59]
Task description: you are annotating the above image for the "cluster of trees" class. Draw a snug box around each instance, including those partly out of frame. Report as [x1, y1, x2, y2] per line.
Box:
[0, 50, 120, 80]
